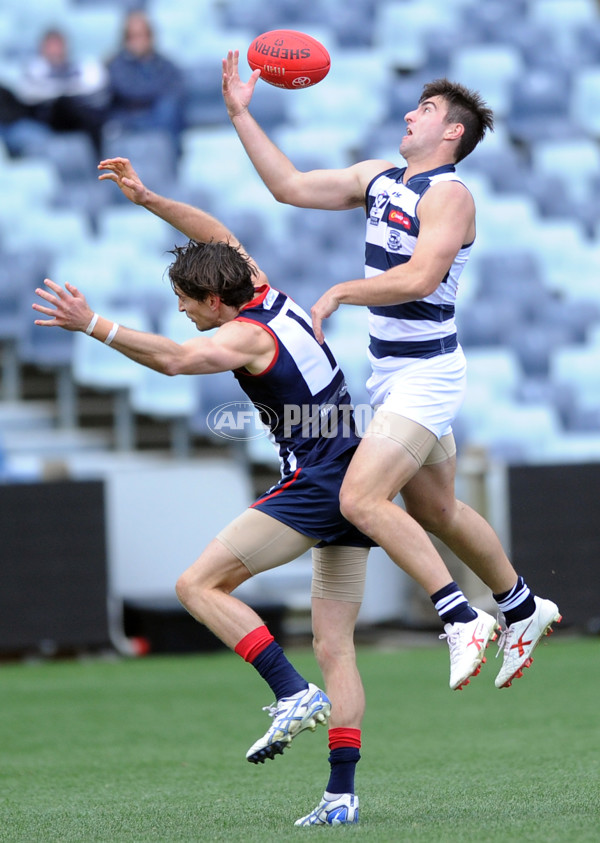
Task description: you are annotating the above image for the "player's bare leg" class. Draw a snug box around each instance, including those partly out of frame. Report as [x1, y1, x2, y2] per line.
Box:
[176, 539, 329, 761]
[340, 434, 498, 690]
[295, 595, 363, 826]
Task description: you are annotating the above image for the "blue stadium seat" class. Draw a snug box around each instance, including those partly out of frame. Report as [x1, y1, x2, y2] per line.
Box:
[101, 129, 178, 190]
[458, 398, 562, 463]
[507, 68, 572, 145]
[373, 0, 460, 72]
[530, 138, 600, 204]
[72, 308, 151, 450]
[448, 43, 524, 118]
[571, 66, 600, 139]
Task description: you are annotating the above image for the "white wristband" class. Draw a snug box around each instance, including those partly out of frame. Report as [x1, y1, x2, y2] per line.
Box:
[85, 313, 99, 335]
[104, 322, 119, 346]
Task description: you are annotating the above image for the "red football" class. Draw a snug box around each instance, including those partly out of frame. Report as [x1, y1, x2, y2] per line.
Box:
[247, 29, 331, 90]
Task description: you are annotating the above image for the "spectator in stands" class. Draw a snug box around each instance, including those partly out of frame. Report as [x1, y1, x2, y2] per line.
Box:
[104, 10, 184, 152]
[0, 28, 109, 156]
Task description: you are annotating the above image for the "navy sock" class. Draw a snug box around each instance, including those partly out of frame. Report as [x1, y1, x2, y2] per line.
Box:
[251, 641, 309, 701]
[326, 747, 360, 795]
[493, 576, 536, 626]
[431, 581, 477, 624]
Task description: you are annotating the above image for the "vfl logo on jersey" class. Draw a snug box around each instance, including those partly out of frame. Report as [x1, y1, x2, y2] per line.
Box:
[387, 229, 403, 252]
[389, 209, 411, 230]
[369, 190, 390, 226]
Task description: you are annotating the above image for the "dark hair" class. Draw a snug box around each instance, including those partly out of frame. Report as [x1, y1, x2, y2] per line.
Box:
[419, 78, 494, 163]
[167, 239, 257, 308]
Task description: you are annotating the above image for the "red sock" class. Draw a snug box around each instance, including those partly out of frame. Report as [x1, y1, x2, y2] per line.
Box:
[328, 727, 362, 751]
[234, 625, 275, 663]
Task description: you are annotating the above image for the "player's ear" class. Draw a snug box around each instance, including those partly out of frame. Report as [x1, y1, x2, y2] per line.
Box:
[446, 122, 464, 141]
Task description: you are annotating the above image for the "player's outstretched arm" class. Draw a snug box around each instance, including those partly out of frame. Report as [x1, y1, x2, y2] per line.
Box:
[33, 279, 273, 376]
[98, 156, 239, 246]
[223, 50, 376, 211]
[32, 278, 187, 374]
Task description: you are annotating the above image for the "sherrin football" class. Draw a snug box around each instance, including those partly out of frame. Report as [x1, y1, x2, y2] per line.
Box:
[247, 29, 331, 89]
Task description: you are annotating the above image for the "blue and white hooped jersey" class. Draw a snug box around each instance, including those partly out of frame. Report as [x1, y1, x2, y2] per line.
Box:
[233, 285, 359, 478]
[365, 164, 473, 367]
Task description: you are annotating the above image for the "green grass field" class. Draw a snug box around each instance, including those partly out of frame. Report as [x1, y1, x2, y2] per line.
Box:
[1, 634, 598, 842]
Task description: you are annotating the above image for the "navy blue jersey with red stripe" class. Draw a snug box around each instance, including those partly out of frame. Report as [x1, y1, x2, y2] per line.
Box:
[233, 285, 360, 479]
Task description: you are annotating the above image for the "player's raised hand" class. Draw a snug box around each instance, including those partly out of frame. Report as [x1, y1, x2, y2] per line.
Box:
[32, 279, 93, 332]
[222, 49, 260, 118]
[97, 156, 149, 205]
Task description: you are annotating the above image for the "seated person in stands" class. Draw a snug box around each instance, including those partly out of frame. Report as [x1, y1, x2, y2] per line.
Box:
[2, 28, 109, 156]
[104, 10, 184, 152]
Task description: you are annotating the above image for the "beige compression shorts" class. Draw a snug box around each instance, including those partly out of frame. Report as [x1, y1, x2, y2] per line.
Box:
[364, 409, 457, 468]
[217, 508, 368, 603]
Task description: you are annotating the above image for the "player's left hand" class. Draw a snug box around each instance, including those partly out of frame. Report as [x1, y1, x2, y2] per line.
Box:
[97, 156, 149, 205]
[222, 50, 260, 119]
[311, 289, 340, 344]
[32, 279, 93, 332]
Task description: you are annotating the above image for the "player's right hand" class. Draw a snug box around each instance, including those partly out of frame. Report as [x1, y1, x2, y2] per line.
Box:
[97, 157, 149, 205]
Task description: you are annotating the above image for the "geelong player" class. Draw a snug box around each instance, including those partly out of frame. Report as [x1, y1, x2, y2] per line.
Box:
[222, 53, 561, 694]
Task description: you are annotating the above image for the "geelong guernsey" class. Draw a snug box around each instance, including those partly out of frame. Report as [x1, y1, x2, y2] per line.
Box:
[234, 285, 359, 478]
[365, 164, 473, 366]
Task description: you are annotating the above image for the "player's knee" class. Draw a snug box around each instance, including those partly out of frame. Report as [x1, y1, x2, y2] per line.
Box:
[312, 631, 353, 672]
[175, 569, 194, 608]
[339, 486, 372, 534]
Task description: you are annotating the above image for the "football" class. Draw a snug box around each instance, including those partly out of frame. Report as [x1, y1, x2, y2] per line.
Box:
[247, 29, 331, 89]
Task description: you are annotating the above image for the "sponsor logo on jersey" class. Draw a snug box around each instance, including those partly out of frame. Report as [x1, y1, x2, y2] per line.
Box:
[389, 209, 411, 229]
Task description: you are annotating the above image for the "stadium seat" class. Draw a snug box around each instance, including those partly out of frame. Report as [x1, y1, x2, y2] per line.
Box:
[2, 207, 94, 256]
[372, 0, 459, 71]
[549, 344, 600, 413]
[526, 218, 590, 296]
[458, 398, 562, 463]
[17, 303, 77, 428]
[2, 0, 71, 56]
[100, 129, 178, 189]
[178, 127, 259, 194]
[455, 298, 525, 348]
[530, 138, 600, 203]
[0, 157, 60, 210]
[0, 251, 47, 401]
[285, 49, 391, 139]
[72, 308, 151, 450]
[182, 60, 230, 129]
[323, 306, 372, 410]
[47, 140, 113, 224]
[474, 250, 545, 312]
[129, 367, 199, 457]
[61, 5, 123, 62]
[97, 205, 178, 253]
[474, 193, 541, 253]
[507, 68, 572, 144]
[447, 43, 524, 118]
[570, 66, 600, 138]
[506, 322, 576, 378]
[463, 346, 523, 403]
[272, 125, 357, 170]
[527, 0, 598, 37]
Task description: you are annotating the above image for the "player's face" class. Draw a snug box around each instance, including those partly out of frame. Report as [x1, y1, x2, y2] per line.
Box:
[175, 288, 218, 332]
[400, 96, 452, 157]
